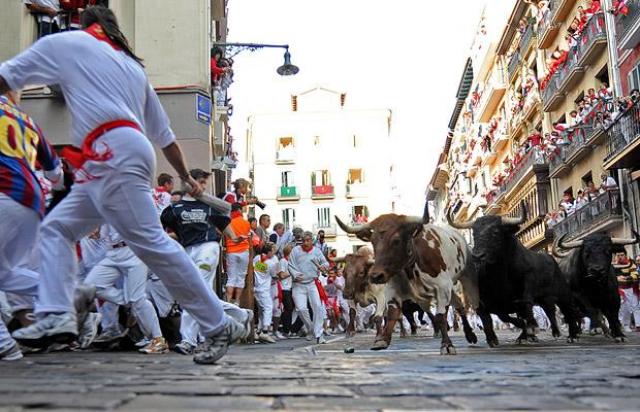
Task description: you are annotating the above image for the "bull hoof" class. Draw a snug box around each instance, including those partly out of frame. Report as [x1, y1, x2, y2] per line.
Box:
[590, 327, 603, 336]
[400, 330, 408, 338]
[411, 330, 418, 336]
[614, 336, 626, 343]
[433, 331, 441, 339]
[370, 339, 390, 351]
[527, 335, 539, 343]
[440, 343, 457, 355]
[465, 332, 478, 344]
[566, 336, 579, 344]
[552, 330, 561, 338]
[487, 338, 499, 348]
[346, 331, 356, 338]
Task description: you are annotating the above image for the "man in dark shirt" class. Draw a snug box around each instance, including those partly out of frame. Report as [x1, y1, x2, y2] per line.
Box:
[161, 169, 253, 355]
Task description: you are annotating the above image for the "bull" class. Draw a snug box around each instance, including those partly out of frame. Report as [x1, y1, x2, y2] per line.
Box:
[552, 231, 639, 342]
[447, 202, 581, 345]
[336, 214, 479, 355]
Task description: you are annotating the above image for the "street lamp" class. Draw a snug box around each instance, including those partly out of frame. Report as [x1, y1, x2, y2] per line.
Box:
[214, 43, 299, 76]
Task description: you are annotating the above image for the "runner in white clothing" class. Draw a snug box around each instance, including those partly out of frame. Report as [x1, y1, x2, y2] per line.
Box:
[0, 6, 245, 364]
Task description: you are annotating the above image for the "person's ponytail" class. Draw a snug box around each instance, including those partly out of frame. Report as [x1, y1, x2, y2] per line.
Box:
[81, 6, 144, 67]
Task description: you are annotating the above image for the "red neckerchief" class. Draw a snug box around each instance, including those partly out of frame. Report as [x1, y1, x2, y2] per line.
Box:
[84, 23, 121, 50]
[260, 254, 271, 263]
[231, 211, 243, 219]
[302, 245, 313, 253]
[155, 186, 168, 193]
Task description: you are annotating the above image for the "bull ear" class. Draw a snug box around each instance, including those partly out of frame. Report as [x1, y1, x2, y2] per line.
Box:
[356, 229, 374, 242]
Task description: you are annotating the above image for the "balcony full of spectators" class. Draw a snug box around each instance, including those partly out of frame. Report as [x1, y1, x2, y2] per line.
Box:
[604, 92, 640, 169]
[615, 0, 640, 50]
[551, 189, 623, 241]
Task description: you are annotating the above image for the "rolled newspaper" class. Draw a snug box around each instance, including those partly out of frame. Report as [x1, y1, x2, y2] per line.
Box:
[181, 181, 231, 215]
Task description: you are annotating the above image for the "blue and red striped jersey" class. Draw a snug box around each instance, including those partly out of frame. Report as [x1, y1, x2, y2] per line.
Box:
[0, 95, 60, 218]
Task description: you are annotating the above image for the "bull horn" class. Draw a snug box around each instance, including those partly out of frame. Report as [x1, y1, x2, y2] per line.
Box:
[552, 234, 571, 258]
[559, 234, 583, 249]
[332, 256, 346, 264]
[501, 200, 527, 225]
[335, 215, 370, 234]
[612, 230, 640, 245]
[446, 206, 474, 229]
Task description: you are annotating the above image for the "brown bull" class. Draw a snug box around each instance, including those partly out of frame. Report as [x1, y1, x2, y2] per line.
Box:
[336, 214, 479, 354]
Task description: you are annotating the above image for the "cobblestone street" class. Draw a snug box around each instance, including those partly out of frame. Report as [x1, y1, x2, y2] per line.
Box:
[2, 329, 640, 411]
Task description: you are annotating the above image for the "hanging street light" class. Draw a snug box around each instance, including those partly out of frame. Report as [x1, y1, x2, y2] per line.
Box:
[214, 43, 300, 77]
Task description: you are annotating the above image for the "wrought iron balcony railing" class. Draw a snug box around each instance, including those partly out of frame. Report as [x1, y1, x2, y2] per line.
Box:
[604, 103, 640, 164]
[552, 189, 622, 240]
[616, 0, 640, 45]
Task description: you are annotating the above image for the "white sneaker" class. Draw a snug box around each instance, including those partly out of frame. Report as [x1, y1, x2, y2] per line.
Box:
[316, 335, 327, 344]
[12, 313, 77, 348]
[258, 332, 276, 343]
[193, 317, 246, 365]
[305, 334, 313, 341]
[0, 341, 23, 361]
[78, 312, 102, 349]
[274, 331, 287, 340]
[135, 338, 152, 348]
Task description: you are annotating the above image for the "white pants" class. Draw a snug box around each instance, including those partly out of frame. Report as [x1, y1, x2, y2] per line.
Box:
[226, 251, 249, 288]
[0, 194, 40, 347]
[180, 241, 248, 346]
[292, 281, 324, 339]
[254, 284, 273, 331]
[147, 274, 175, 318]
[84, 246, 162, 339]
[35, 129, 226, 337]
[619, 288, 640, 328]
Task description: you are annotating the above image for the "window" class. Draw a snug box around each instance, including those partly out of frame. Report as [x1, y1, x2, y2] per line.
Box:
[278, 136, 294, 149]
[282, 208, 296, 231]
[352, 205, 369, 223]
[628, 63, 640, 92]
[348, 169, 364, 184]
[596, 64, 609, 85]
[574, 91, 585, 105]
[281, 171, 294, 187]
[582, 171, 593, 188]
[311, 170, 331, 186]
[313, 135, 321, 146]
[317, 207, 331, 227]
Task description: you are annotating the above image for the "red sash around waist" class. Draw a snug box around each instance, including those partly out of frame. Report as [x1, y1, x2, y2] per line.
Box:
[61, 120, 141, 169]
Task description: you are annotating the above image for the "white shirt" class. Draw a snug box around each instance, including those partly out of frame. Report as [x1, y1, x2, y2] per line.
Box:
[24, 0, 62, 25]
[79, 225, 108, 271]
[253, 255, 278, 291]
[279, 257, 292, 291]
[152, 188, 172, 215]
[0, 31, 176, 149]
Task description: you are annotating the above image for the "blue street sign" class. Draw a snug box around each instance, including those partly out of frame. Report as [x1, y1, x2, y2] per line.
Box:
[196, 94, 211, 125]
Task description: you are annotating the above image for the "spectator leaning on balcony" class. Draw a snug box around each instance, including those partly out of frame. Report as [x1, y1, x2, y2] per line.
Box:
[24, 0, 65, 37]
[600, 173, 618, 193]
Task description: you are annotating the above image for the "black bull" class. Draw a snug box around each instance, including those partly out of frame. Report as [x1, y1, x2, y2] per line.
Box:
[448, 202, 581, 345]
[552, 231, 640, 341]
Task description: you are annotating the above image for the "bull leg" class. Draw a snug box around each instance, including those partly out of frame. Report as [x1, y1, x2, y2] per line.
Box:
[451, 291, 477, 344]
[402, 301, 418, 336]
[555, 295, 581, 343]
[373, 315, 384, 338]
[497, 313, 533, 344]
[539, 302, 561, 338]
[347, 307, 356, 337]
[426, 311, 440, 338]
[371, 301, 400, 351]
[436, 313, 456, 355]
[477, 308, 499, 347]
[603, 308, 625, 343]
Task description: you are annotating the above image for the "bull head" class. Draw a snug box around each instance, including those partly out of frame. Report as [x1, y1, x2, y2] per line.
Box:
[447, 200, 527, 230]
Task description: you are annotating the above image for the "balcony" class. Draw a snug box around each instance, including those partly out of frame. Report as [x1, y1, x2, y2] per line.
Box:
[507, 185, 552, 249]
[553, 190, 622, 241]
[346, 182, 368, 198]
[550, 0, 576, 26]
[520, 24, 536, 56]
[477, 64, 507, 122]
[556, 49, 585, 95]
[541, 74, 563, 112]
[493, 134, 509, 152]
[507, 52, 521, 83]
[537, 8, 560, 49]
[311, 185, 335, 200]
[616, 0, 640, 50]
[500, 148, 548, 198]
[604, 104, 640, 170]
[431, 164, 450, 190]
[277, 186, 300, 201]
[313, 223, 337, 238]
[549, 122, 606, 178]
[576, 14, 607, 67]
[275, 148, 296, 164]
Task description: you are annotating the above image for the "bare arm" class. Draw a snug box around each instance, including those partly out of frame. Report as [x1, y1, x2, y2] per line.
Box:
[25, 3, 58, 17]
[161, 142, 203, 197]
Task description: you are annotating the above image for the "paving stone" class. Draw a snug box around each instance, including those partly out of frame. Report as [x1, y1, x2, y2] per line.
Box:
[443, 395, 586, 410]
[231, 385, 354, 397]
[0, 392, 135, 410]
[117, 395, 274, 411]
[103, 382, 231, 396]
[281, 395, 453, 411]
[575, 396, 640, 410]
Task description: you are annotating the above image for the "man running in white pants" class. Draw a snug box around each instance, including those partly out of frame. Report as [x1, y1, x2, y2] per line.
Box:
[161, 169, 252, 355]
[84, 225, 168, 354]
[288, 231, 330, 344]
[1, 6, 245, 364]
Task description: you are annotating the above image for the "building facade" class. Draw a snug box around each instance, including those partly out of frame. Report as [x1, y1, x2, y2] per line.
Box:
[428, 0, 639, 253]
[0, 0, 234, 193]
[247, 87, 394, 254]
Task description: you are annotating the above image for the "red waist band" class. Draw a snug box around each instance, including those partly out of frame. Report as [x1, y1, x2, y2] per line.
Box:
[61, 120, 141, 169]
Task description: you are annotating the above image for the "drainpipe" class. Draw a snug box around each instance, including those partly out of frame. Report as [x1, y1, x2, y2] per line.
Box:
[602, 0, 636, 249]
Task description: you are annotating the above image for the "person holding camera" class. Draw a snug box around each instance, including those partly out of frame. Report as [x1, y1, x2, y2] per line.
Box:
[223, 178, 265, 209]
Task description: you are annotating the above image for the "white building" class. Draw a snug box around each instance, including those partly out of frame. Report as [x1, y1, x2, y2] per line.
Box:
[247, 87, 394, 254]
